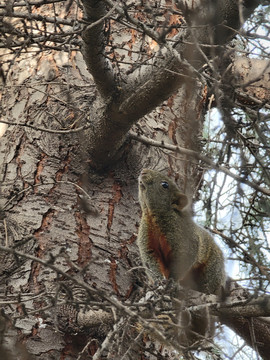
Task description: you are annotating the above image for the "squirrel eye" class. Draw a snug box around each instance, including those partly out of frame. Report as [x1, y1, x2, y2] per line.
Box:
[161, 181, 169, 189]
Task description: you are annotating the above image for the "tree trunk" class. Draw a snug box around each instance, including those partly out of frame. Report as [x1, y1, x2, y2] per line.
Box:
[0, 0, 269, 359]
[0, 47, 203, 358]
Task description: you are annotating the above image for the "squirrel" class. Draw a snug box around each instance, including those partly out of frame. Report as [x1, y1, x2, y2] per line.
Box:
[137, 169, 226, 343]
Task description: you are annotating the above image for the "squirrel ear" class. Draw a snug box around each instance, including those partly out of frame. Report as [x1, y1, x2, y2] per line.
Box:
[172, 192, 188, 211]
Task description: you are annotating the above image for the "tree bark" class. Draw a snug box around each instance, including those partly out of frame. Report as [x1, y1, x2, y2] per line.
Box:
[234, 57, 270, 106]
[0, 0, 269, 359]
[80, 0, 265, 167]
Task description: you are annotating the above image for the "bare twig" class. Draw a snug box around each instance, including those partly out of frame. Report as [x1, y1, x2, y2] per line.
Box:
[0, 243, 186, 353]
[0, 119, 92, 134]
[129, 132, 270, 196]
[0, 10, 79, 27]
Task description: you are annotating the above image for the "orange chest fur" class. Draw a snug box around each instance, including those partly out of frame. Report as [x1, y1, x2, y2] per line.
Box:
[146, 213, 172, 279]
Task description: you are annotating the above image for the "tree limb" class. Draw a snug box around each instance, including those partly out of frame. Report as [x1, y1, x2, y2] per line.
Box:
[114, 0, 263, 111]
[81, 0, 118, 99]
[80, 0, 264, 166]
[219, 280, 270, 360]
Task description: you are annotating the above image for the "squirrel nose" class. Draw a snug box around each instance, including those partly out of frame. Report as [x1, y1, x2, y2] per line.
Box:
[140, 168, 149, 176]
[139, 169, 149, 184]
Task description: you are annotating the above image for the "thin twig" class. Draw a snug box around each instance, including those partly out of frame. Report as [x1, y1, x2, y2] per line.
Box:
[0, 120, 92, 134]
[0, 243, 186, 354]
[92, 318, 125, 360]
[129, 132, 270, 196]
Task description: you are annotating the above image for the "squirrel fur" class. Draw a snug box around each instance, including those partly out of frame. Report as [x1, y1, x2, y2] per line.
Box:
[137, 169, 226, 343]
[137, 169, 225, 294]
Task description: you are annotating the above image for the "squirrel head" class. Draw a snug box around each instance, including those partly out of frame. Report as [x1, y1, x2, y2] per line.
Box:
[138, 169, 188, 214]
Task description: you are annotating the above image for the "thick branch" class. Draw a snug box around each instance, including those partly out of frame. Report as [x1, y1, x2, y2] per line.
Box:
[222, 316, 270, 360]
[174, 284, 270, 360]
[81, 0, 118, 99]
[117, 0, 263, 111]
[178, 0, 262, 43]
[106, 0, 194, 116]
[81, 0, 263, 166]
[119, 48, 194, 120]
[218, 281, 270, 360]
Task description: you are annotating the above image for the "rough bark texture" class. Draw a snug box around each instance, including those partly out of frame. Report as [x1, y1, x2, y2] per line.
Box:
[81, 0, 118, 99]
[233, 57, 270, 105]
[80, 0, 265, 167]
[0, 0, 269, 359]
[0, 47, 203, 358]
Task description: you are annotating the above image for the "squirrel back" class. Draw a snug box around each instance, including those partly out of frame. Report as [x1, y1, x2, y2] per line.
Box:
[137, 169, 225, 295]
